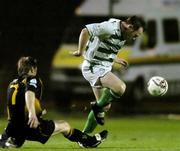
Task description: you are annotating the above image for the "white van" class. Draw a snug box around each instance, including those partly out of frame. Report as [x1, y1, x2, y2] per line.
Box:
[112, 0, 180, 100]
[51, 0, 180, 101]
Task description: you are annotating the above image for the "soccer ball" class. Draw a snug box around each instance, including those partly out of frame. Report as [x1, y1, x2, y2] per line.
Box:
[147, 76, 168, 96]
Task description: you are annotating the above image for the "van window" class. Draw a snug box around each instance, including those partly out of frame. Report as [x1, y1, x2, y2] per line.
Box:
[163, 18, 180, 43]
[140, 20, 157, 50]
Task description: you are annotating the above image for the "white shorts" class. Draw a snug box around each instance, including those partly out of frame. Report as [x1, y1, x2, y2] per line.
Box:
[81, 60, 112, 88]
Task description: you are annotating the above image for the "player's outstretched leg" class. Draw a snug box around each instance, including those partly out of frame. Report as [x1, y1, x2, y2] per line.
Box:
[55, 120, 108, 148]
[77, 130, 108, 148]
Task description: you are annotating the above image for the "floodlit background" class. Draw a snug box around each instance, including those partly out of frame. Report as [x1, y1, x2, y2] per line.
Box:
[0, 0, 180, 116]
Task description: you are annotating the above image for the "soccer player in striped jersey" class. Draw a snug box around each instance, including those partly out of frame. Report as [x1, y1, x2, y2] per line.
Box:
[72, 16, 145, 133]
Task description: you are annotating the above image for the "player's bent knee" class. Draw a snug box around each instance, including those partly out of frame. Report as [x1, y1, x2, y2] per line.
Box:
[115, 82, 126, 96]
[121, 82, 126, 94]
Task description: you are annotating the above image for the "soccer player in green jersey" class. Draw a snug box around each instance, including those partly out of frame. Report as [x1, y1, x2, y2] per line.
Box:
[72, 16, 145, 135]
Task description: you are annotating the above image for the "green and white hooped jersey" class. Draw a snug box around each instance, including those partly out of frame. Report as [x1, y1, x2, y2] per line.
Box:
[84, 18, 126, 67]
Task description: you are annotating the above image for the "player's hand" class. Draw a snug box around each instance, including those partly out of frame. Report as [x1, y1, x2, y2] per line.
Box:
[28, 113, 39, 128]
[115, 57, 129, 69]
[70, 50, 82, 57]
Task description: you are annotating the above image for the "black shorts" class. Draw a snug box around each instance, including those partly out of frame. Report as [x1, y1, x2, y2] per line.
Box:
[6, 118, 55, 147]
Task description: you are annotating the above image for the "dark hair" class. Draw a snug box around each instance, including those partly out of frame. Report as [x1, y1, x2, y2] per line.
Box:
[127, 16, 146, 31]
[17, 56, 37, 76]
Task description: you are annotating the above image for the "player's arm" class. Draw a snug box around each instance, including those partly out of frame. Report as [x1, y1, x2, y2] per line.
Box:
[72, 28, 90, 57]
[25, 90, 39, 128]
[72, 21, 114, 57]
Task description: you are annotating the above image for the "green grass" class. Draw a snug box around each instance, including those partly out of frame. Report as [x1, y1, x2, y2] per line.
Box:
[1, 114, 180, 151]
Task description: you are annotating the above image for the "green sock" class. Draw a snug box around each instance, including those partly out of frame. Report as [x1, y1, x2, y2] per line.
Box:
[83, 88, 120, 133]
[83, 111, 98, 134]
[97, 88, 120, 107]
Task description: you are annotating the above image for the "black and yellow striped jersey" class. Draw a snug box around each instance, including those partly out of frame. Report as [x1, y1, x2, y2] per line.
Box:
[7, 75, 43, 123]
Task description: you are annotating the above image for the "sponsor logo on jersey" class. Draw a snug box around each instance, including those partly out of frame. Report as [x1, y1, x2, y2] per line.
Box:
[29, 79, 37, 88]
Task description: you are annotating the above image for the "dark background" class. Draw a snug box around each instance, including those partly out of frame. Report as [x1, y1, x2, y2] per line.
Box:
[0, 0, 84, 114]
[0, 0, 179, 116]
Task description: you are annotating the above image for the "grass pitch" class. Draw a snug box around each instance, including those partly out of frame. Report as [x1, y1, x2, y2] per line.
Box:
[1, 114, 180, 151]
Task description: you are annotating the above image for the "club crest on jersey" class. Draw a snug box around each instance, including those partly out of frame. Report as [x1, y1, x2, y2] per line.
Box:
[29, 79, 37, 88]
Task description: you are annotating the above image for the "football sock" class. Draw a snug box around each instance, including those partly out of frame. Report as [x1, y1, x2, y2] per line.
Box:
[83, 88, 120, 133]
[83, 111, 98, 134]
[97, 88, 121, 107]
[64, 128, 97, 145]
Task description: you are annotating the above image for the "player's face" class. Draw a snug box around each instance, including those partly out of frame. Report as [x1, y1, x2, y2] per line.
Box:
[131, 27, 144, 40]
[28, 67, 37, 76]
[124, 25, 143, 41]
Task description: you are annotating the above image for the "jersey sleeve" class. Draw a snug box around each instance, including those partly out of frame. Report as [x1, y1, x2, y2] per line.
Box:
[85, 21, 115, 37]
[26, 77, 38, 92]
